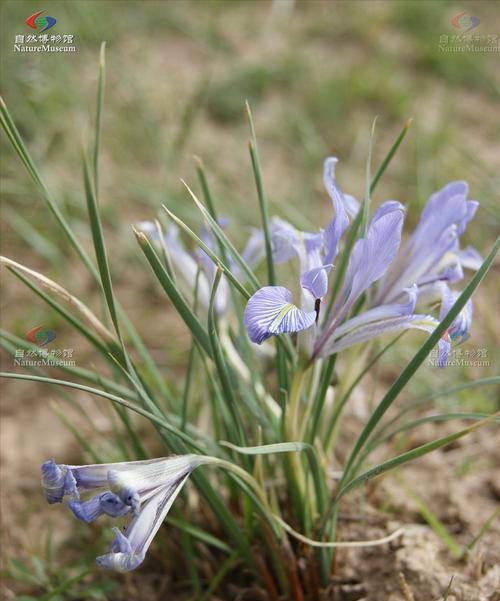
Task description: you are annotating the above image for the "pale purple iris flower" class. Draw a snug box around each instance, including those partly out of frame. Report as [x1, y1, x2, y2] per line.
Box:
[243, 157, 453, 360]
[41, 455, 199, 572]
[374, 181, 481, 307]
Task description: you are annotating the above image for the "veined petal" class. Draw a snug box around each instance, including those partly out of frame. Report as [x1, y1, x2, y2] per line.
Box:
[42, 456, 199, 503]
[300, 265, 332, 299]
[341, 201, 405, 312]
[330, 284, 418, 341]
[96, 477, 189, 573]
[376, 181, 478, 305]
[270, 217, 323, 271]
[244, 286, 316, 344]
[68, 491, 132, 524]
[41, 459, 77, 503]
[323, 157, 350, 264]
[319, 314, 438, 357]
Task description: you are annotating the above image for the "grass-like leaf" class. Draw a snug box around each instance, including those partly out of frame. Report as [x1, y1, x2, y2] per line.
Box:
[0, 371, 202, 450]
[135, 228, 212, 356]
[341, 236, 499, 485]
[183, 178, 260, 290]
[396, 475, 462, 558]
[93, 42, 106, 191]
[82, 152, 120, 335]
[162, 204, 251, 299]
[336, 413, 498, 502]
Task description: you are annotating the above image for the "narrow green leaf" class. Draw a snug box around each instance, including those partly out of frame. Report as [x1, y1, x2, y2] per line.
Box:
[396, 476, 462, 558]
[0, 372, 202, 450]
[246, 101, 275, 286]
[0, 97, 99, 278]
[377, 376, 500, 440]
[162, 204, 251, 299]
[341, 237, 499, 484]
[369, 412, 499, 450]
[82, 152, 120, 335]
[360, 117, 377, 235]
[198, 551, 241, 601]
[183, 178, 260, 290]
[442, 576, 455, 601]
[165, 516, 232, 553]
[336, 413, 498, 501]
[220, 441, 309, 455]
[370, 118, 412, 194]
[93, 42, 106, 191]
[246, 102, 291, 401]
[466, 507, 500, 552]
[208, 269, 246, 445]
[5, 266, 112, 358]
[307, 354, 336, 444]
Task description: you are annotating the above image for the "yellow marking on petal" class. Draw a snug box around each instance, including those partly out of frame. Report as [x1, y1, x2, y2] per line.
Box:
[270, 303, 294, 332]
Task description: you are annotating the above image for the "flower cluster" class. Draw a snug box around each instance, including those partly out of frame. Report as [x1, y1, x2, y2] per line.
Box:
[243, 158, 480, 367]
[41, 455, 200, 572]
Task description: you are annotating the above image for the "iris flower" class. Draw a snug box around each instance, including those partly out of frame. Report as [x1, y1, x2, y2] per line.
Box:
[244, 157, 476, 362]
[41, 455, 200, 572]
[374, 180, 481, 306]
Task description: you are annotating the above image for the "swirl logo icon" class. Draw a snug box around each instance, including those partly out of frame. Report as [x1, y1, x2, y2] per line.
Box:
[26, 326, 57, 347]
[26, 10, 57, 32]
[450, 12, 480, 33]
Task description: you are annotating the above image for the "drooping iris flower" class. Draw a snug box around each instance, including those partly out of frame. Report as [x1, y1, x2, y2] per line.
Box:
[41, 455, 200, 572]
[244, 158, 443, 360]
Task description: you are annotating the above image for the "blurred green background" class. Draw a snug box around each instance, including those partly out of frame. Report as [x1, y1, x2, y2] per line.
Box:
[1, 0, 499, 596]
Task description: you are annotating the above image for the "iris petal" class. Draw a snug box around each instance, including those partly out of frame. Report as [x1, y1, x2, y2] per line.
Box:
[323, 157, 350, 265]
[319, 314, 438, 357]
[97, 477, 189, 573]
[300, 265, 332, 299]
[244, 286, 316, 344]
[340, 201, 405, 312]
